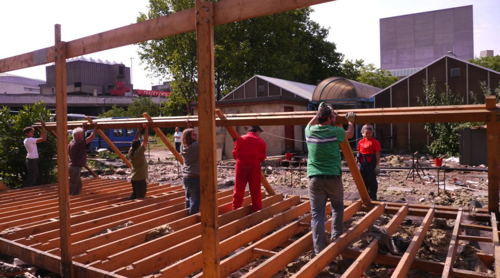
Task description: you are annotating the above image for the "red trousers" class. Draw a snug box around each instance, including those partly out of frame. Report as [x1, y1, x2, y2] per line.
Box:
[233, 161, 262, 211]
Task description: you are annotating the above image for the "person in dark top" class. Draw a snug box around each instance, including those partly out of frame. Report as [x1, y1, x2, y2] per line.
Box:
[128, 124, 149, 199]
[68, 124, 96, 195]
[232, 126, 266, 212]
[181, 128, 200, 214]
[357, 124, 381, 200]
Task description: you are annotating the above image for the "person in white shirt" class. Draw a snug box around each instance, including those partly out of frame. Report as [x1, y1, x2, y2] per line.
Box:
[174, 127, 182, 153]
[23, 126, 47, 187]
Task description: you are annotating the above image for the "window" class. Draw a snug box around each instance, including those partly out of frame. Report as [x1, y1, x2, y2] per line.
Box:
[450, 67, 461, 78]
[113, 129, 124, 137]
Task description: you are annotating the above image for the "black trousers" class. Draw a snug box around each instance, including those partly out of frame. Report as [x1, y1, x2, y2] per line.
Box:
[23, 158, 39, 187]
[130, 180, 147, 199]
[360, 164, 378, 201]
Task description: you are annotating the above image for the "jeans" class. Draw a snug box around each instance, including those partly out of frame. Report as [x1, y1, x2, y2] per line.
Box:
[183, 176, 200, 215]
[23, 158, 39, 187]
[69, 166, 82, 195]
[309, 175, 344, 255]
[175, 142, 181, 153]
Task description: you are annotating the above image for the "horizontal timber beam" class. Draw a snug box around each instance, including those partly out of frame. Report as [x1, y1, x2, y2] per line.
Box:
[0, 0, 332, 73]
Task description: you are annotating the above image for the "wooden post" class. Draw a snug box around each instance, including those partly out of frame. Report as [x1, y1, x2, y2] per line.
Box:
[491, 212, 500, 278]
[486, 96, 499, 212]
[196, 0, 220, 277]
[339, 140, 372, 205]
[215, 109, 275, 195]
[143, 113, 184, 164]
[86, 117, 132, 168]
[54, 24, 73, 278]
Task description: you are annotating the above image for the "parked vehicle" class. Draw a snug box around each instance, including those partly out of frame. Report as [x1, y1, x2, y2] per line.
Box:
[87, 118, 137, 152]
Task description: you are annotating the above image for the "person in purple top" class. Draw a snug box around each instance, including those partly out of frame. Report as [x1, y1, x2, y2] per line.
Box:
[68, 124, 96, 195]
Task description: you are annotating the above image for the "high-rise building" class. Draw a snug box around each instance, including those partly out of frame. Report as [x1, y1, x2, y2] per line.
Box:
[380, 5, 473, 77]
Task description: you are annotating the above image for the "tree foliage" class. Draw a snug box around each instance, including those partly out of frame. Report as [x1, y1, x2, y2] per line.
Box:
[99, 97, 161, 118]
[420, 82, 464, 157]
[470, 55, 500, 72]
[0, 103, 56, 188]
[137, 0, 344, 115]
[340, 59, 398, 88]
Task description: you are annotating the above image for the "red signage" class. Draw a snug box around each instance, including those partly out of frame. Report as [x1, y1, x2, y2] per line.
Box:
[134, 90, 172, 97]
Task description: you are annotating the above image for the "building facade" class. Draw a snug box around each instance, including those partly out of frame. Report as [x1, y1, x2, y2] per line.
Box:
[380, 5, 473, 77]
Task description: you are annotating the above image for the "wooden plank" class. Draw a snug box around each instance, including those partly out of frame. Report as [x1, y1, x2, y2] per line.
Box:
[120, 196, 300, 277]
[143, 112, 184, 164]
[486, 96, 499, 212]
[37, 108, 494, 131]
[491, 212, 500, 278]
[339, 140, 371, 204]
[342, 248, 495, 278]
[442, 208, 463, 278]
[237, 200, 362, 278]
[341, 205, 408, 278]
[291, 205, 385, 278]
[54, 24, 73, 278]
[196, 1, 219, 277]
[0, 0, 332, 73]
[215, 109, 275, 195]
[157, 198, 308, 278]
[458, 235, 492, 243]
[391, 208, 435, 278]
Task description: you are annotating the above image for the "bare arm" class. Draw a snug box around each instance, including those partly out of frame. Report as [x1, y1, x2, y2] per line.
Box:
[36, 128, 47, 143]
[133, 127, 142, 141]
[345, 122, 354, 139]
[141, 126, 149, 148]
[85, 124, 97, 144]
[307, 114, 319, 127]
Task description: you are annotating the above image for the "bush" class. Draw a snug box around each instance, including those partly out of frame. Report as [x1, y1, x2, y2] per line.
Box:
[0, 103, 56, 188]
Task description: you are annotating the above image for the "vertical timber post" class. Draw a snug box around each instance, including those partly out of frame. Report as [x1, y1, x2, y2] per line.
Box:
[196, 0, 220, 277]
[486, 96, 499, 212]
[54, 24, 73, 277]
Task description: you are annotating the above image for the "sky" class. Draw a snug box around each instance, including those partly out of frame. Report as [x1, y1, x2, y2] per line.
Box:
[1, 0, 499, 89]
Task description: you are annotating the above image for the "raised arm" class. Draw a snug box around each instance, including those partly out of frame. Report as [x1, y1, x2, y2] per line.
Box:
[141, 125, 149, 148]
[85, 123, 97, 144]
[36, 127, 47, 143]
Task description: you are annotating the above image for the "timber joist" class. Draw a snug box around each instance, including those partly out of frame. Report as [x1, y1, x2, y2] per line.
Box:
[34, 103, 500, 131]
[0, 179, 497, 277]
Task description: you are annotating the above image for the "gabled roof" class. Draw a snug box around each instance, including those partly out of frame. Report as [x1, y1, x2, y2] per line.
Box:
[372, 54, 500, 98]
[220, 75, 315, 101]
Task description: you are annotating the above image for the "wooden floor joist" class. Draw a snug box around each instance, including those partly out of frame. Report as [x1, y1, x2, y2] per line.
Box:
[0, 179, 497, 277]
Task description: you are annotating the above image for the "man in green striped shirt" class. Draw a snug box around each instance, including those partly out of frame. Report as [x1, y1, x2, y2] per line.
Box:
[305, 103, 355, 255]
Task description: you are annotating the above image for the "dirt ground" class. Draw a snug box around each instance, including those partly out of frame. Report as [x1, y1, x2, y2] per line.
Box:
[1, 149, 492, 277]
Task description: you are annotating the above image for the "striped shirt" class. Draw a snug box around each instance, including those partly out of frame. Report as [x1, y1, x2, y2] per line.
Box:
[305, 124, 345, 176]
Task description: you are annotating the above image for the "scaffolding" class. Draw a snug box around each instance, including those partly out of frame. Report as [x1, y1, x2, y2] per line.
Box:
[0, 0, 499, 277]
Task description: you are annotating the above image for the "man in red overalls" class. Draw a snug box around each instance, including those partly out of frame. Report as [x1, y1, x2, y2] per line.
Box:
[232, 126, 267, 211]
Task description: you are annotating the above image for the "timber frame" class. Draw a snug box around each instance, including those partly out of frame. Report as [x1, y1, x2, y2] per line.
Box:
[0, 0, 499, 277]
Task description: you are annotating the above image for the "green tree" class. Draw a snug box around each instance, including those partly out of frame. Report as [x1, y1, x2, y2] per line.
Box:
[99, 98, 161, 118]
[470, 55, 500, 72]
[137, 0, 344, 115]
[340, 60, 398, 88]
[420, 82, 464, 157]
[0, 103, 56, 188]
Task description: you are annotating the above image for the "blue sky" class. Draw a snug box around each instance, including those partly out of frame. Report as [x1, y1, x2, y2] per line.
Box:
[1, 0, 498, 89]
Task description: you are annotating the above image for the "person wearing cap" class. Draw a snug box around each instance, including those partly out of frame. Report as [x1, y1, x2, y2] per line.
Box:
[232, 125, 266, 212]
[357, 124, 381, 200]
[22, 126, 47, 187]
[128, 124, 149, 199]
[305, 102, 355, 255]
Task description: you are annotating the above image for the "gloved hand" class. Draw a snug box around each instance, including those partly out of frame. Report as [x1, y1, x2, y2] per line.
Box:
[345, 112, 356, 123]
[374, 165, 380, 175]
